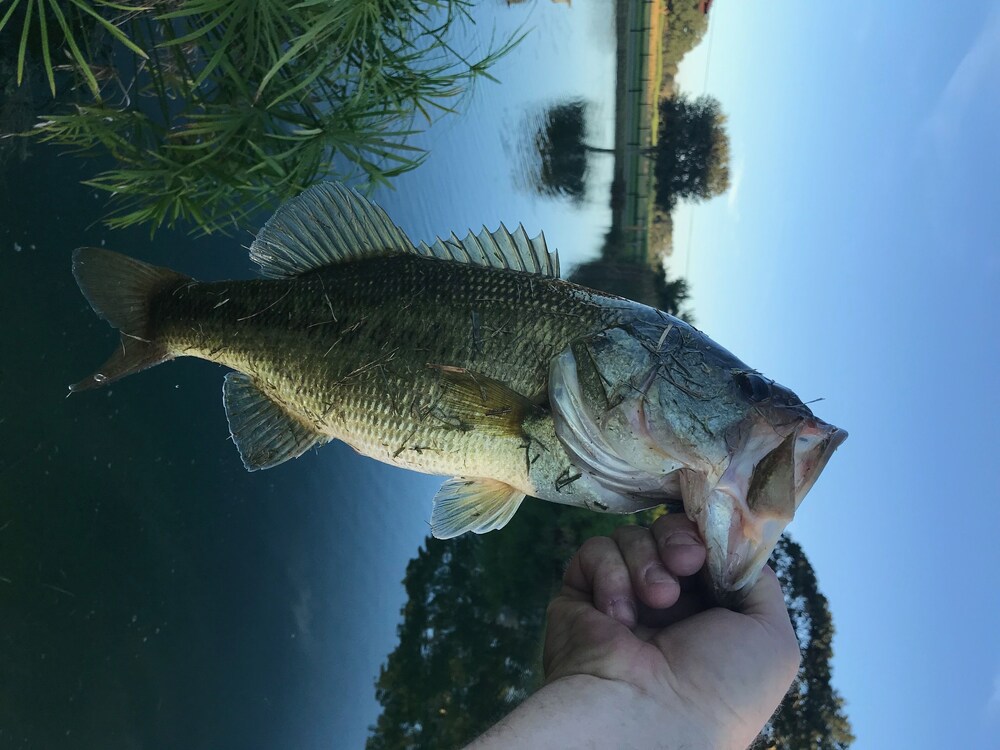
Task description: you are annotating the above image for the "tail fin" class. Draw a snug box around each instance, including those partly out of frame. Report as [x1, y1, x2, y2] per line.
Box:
[70, 248, 189, 393]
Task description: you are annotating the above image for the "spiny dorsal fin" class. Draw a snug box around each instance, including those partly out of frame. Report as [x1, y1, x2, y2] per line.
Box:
[249, 182, 561, 278]
[222, 372, 327, 470]
[430, 477, 525, 539]
[415, 224, 560, 278]
[249, 183, 416, 278]
[431, 365, 541, 437]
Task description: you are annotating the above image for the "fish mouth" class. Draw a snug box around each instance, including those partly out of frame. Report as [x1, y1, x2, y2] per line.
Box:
[689, 419, 847, 607]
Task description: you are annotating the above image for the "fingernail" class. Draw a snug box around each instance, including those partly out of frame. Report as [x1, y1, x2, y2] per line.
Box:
[644, 564, 671, 585]
[665, 531, 701, 547]
[609, 600, 636, 624]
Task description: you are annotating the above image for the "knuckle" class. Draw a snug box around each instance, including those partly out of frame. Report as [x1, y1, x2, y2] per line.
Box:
[612, 523, 643, 539]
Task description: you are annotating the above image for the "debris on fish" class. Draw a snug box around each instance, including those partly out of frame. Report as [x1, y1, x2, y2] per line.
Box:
[71, 182, 846, 605]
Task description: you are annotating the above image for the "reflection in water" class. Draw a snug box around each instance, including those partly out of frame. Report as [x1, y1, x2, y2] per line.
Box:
[571, 253, 691, 317]
[521, 100, 593, 204]
[515, 96, 692, 315]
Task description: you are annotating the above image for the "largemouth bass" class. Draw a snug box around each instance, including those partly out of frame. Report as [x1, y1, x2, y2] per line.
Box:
[71, 183, 846, 604]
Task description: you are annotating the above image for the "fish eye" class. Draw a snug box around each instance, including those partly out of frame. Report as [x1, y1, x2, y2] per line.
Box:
[733, 371, 772, 403]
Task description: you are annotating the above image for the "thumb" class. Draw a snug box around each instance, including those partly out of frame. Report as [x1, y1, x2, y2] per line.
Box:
[738, 565, 801, 673]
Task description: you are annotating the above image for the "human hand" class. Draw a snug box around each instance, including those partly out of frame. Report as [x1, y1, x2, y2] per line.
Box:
[543, 514, 801, 750]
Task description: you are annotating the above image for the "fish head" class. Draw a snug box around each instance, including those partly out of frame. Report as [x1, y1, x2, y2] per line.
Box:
[550, 319, 847, 607]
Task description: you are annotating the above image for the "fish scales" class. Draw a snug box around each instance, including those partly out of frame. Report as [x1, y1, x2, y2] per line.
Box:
[151, 254, 636, 480]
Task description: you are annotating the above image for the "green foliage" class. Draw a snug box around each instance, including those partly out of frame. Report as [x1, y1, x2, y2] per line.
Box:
[756, 536, 856, 749]
[652, 93, 731, 211]
[661, 0, 709, 69]
[3, 0, 521, 234]
[366, 501, 657, 749]
[652, 270, 692, 320]
[0, 0, 149, 98]
[570, 256, 692, 320]
[367, 514, 852, 749]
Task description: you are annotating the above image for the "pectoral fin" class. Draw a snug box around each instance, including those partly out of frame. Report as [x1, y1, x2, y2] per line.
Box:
[431, 365, 541, 437]
[430, 477, 526, 539]
[223, 372, 327, 471]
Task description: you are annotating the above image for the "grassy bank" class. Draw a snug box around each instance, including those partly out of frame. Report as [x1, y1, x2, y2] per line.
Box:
[610, 0, 665, 264]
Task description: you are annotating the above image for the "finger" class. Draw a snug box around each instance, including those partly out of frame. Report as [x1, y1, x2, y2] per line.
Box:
[637, 587, 712, 630]
[611, 524, 680, 610]
[652, 512, 707, 577]
[564, 536, 637, 628]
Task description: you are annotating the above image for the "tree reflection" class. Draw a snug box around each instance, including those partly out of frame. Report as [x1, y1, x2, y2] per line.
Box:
[571, 251, 692, 318]
[526, 100, 597, 203]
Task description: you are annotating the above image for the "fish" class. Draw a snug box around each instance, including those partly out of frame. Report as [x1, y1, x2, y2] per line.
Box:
[70, 182, 846, 605]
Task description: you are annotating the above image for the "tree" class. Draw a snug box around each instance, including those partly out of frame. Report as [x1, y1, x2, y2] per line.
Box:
[662, 1, 710, 68]
[653, 94, 731, 211]
[754, 536, 856, 749]
[365, 533, 536, 750]
[367, 502, 650, 749]
[528, 100, 611, 203]
[367, 522, 853, 749]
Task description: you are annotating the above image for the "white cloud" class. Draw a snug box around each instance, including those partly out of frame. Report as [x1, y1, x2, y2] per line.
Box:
[923, 8, 1000, 149]
[989, 670, 1000, 716]
[726, 157, 744, 221]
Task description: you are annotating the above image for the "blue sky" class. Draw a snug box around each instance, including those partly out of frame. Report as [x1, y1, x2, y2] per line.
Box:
[671, 2, 1000, 746]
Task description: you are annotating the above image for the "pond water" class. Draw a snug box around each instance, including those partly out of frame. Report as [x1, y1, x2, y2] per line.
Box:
[0, 2, 620, 748]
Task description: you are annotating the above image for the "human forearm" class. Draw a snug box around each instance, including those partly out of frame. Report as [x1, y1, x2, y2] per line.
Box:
[465, 517, 798, 750]
[462, 674, 721, 750]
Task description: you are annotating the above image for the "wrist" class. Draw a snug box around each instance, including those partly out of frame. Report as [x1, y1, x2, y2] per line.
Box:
[466, 673, 723, 750]
[550, 674, 724, 749]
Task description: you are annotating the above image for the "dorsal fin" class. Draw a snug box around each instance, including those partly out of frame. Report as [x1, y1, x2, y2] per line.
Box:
[249, 183, 416, 278]
[249, 182, 561, 279]
[415, 224, 560, 278]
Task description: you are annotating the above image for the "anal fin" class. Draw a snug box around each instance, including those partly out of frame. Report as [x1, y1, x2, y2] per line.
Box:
[223, 372, 327, 471]
[430, 477, 526, 539]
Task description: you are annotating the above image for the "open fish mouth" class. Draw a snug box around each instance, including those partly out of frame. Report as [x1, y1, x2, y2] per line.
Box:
[689, 419, 848, 607]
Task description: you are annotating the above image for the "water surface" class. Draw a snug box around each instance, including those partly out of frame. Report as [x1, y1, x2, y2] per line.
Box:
[0, 2, 618, 748]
